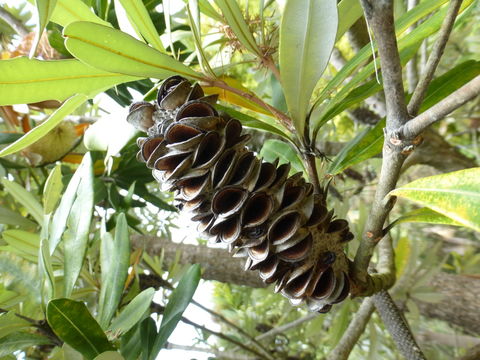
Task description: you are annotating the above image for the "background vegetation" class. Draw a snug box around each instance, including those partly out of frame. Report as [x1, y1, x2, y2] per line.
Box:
[0, 0, 479, 359]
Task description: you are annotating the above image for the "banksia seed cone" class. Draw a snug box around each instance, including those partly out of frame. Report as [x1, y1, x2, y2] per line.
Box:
[127, 76, 354, 312]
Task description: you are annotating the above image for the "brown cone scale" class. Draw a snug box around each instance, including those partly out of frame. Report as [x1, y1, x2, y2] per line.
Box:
[127, 76, 354, 312]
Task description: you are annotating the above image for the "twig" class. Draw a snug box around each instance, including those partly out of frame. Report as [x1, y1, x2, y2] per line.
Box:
[401, 75, 480, 139]
[408, 0, 464, 116]
[456, 344, 480, 360]
[373, 291, 426, 360]
[328, 298, 375, 360]
[254, 313, 318, 341]
[0, 7, 29, 36]
[150, 302, 270, 359]
[166, 342, 255, 360]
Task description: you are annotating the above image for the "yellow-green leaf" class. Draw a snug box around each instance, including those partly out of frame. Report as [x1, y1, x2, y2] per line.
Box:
[117, 0, 165, 52]
[50, 0, 110, 27]
[31, 0, 58, 57]
[0, 94, 88, 157]
[43, 164, 64, 215]
[279, 0, 338, 135]
[1, 180, 43, 224]
[0, 57, 139, 106]
[390, 168, 480, 233]
[63, 21, 202, 81]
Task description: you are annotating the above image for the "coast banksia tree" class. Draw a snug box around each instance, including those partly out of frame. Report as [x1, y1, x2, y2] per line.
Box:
[128, 76, 354, 313]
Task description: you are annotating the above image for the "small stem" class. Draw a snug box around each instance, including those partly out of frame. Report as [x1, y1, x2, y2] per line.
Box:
[401, 75, 480, 139]
[255, 313, 318, 341]
[303, 152, 322, 195]
[408, 0, 464, 117]
[263, 56, 282, 84]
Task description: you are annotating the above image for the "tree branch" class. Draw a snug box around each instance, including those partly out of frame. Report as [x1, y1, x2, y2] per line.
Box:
[328, 298, 375, 360]
[408, 0, 464, 116]
[401, 75, 480, 139]
[254, 313, 318, 342]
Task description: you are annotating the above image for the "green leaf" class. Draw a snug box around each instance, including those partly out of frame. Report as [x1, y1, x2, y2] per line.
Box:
[98, 213, 131, 328]
[215, 104, 292, 140]
[391, 207, 464, 229]
[214, 0, 261, 56]
[39, 233, 56, 302]
[43, 164, 64, 215]
[64, 152, 94, 297]
[0, 332, 51, 356]
[109, 288, 155, 336]
[259, 139, 304, 174]
[94, 351, 125, 360]
[328, 119, 385, 175]
[0, 312, 32, 339]
[394, 237, 411, 279]
[117, 0, 165, 52]
[0, 94, 88, 157]
[140, 318, 157, 360]
[150, 264, 201, 358]
[49, 156, 83, 254]
[337, 0, 363, 40]
[47, 298, 114, 360]
[50, 0, 111, 27]
[63, 21, 202, 81]
[279, 0, 338, 135]
[0, 57, 138, 106]
[31, 0, 58, 57]
[120, 322, 143, 360]
[0, 207, 37, 229]
[1, 179, 43, 224]
[390, 168, 480, 233]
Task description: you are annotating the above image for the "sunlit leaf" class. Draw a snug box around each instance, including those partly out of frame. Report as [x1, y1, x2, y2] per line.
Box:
[0, 332, 50, 356]
[43, 163, 63, 215]
[63, 21, 202, 80]
[94, 351, 125, 360]
[0, 94, 88, 157]
[47, 298, 114, 359]
[0, 312, 32, 339]
[0, 207, 36, 229]
[50, 0, 111, 27]
[337, 0, 362, 40]
[109, 287, 155, 336]
[64, 152, 94, 297]
[117, 0, 165, 52]
[390, 168, 480, 232]
[0, 57, 138, 106]
[391, 207, 464, 229]
[31, 0, 58, 57]
[394, 237, 411, 279]
[279, 0, 337, 135]
[214, 0, 261, 56]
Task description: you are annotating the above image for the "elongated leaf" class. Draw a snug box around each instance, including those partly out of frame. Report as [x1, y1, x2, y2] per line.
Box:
[49, 156, 83, 254]
[47, 298, 114, 359]
[64, 152, 94, 297]
[214, 0, 261, 56]
[43, 163, 63, 215]
[328, 119, 385, 175]
[0, 57, 138, 106]
[109, 288, 155, 336]
[150, 264, 201, 358]
[337, 0, 362, 40]
[215, 104, 291, 140]
[1, 230, 40, 258]
[94, 351, 125, 360]
[31, 0, 58, 57]
[50, 0, 111, 27]
[390, 168, 480, 232]
[98, 213, 131, 328]
[259, 139, 304, 174]
[63, 22, 202, 81]
[279, 0, 337, 135]
[39, 234, 56, 302]
[1, 179, 43, 224]
[0, 94, 87, 157]
[120, 322, 143, 360]
[0, 206, 36, 229]
[391, 207, 464, 229]
[0, 312, 32, 339]
[141, 318, 157, 360]
[117, 0, 165, 52]
[0, 332, 50, 356]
